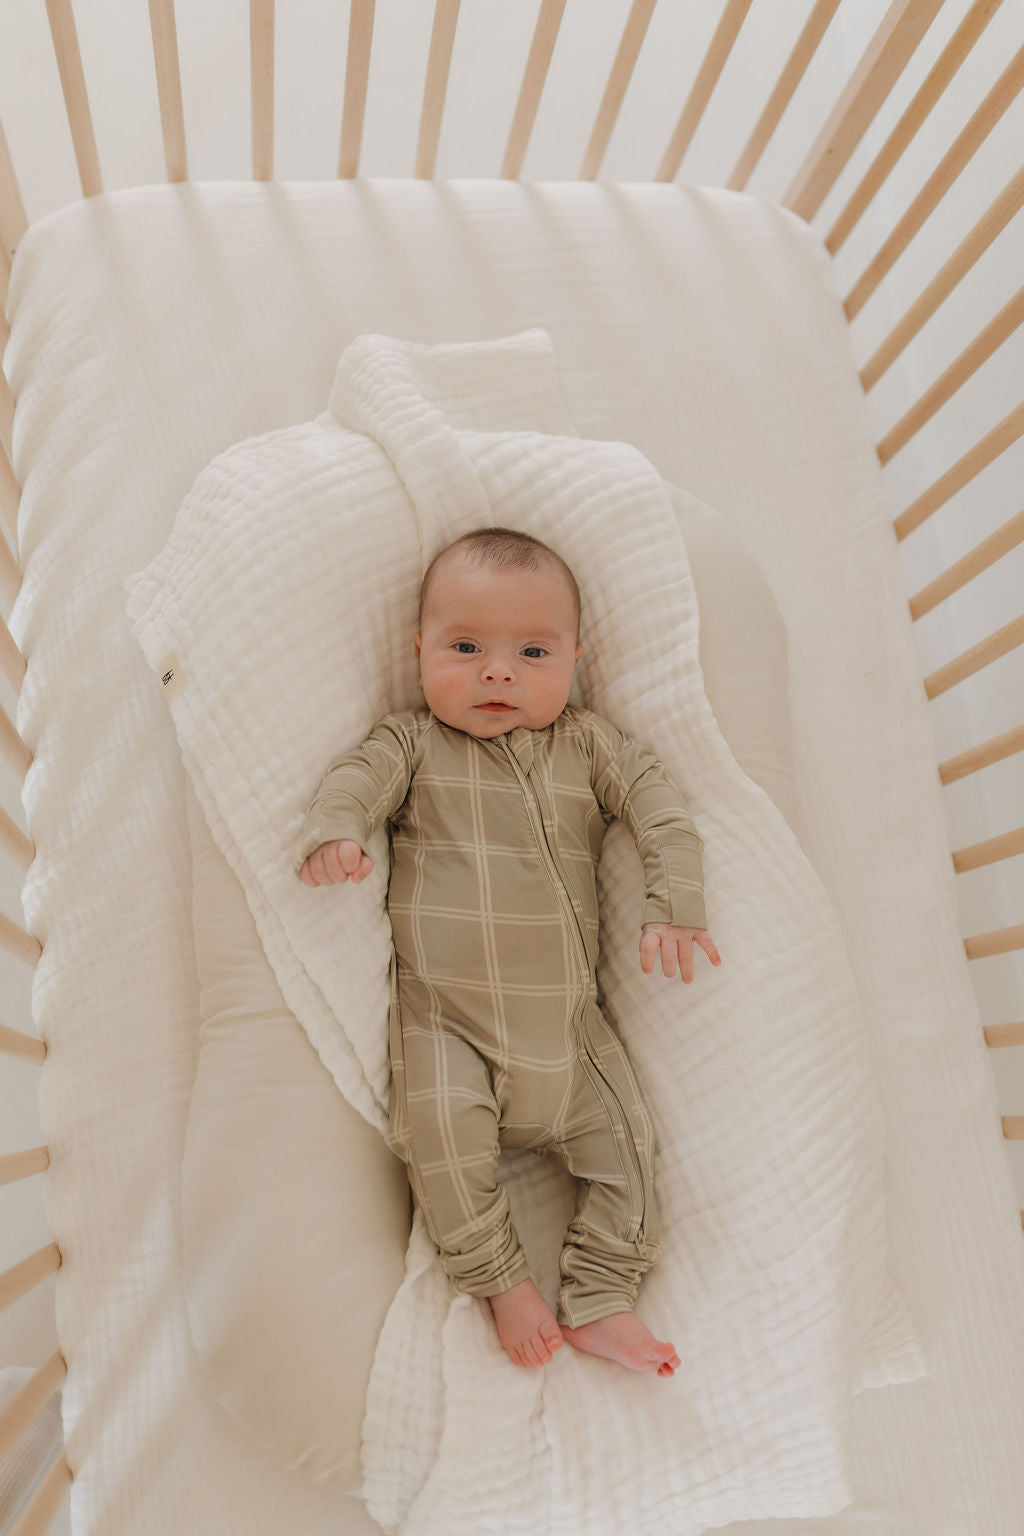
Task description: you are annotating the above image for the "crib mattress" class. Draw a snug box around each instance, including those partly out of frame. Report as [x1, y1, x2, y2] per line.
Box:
[5, 178, 1024, 1534]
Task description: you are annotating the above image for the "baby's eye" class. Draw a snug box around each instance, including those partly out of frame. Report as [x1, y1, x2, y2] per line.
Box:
[451, 643, 548, 658]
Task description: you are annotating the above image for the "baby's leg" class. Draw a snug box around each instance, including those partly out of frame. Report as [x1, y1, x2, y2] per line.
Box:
[396, 1021, 562, 1368]
[548, 1014, 679, 1376]
[486, 1275, 564, 1369]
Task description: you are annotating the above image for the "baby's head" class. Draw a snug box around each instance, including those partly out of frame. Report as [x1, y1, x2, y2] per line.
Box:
[414, 526, 584, 738]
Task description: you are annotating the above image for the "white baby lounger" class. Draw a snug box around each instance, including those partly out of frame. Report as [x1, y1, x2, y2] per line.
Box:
[1, 4, 1023, 1534]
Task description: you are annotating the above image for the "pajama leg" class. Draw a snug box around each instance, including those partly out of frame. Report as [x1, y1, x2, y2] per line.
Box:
[389, 1014, 532, 1299]
[548, 1009, 662, 1328]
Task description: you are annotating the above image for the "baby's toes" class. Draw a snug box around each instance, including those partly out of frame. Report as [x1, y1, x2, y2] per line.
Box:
[654, 1345, 680, 1376]
[523, 1336, 545, 1367]
[540, 1320, 564, 1353]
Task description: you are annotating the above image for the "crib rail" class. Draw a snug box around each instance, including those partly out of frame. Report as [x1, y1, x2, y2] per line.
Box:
[0, 0, 1022, 1525]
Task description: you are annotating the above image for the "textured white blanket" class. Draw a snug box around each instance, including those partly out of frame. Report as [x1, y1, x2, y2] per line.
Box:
[124, 329, 927, 1535]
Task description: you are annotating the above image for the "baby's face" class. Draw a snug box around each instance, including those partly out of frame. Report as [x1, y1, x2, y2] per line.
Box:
[414, 558, 584, 738]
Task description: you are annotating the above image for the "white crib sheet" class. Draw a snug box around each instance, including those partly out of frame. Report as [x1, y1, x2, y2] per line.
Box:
[5, 179, 1024, 1535]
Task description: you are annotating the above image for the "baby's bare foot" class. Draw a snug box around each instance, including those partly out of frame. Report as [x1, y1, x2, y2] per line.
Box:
[560, 1311, 680, 1376]
[487, 1277, 565, 1368]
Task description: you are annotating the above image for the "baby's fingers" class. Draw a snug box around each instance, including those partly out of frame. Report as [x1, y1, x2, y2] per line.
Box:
[696, 931, 723, 967]
[331, 839, 374, 882]
[350, 852, 374, 883]
[639, 930, 662, 974]
[299, 846, 334, 886]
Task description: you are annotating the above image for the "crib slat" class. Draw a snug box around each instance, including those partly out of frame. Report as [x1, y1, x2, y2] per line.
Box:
[939, 723, 1024, 784]
[0, 610, 27, 692]
[1004, 1118, 1024, 1138]
[653, 0, 753, 184]
[878, 286, 1024, 464]
[148, 0, 188, 183]
[727, 0, 841, 192]
[0, 699, 32, 781]
[580, 0, 657, 182]
[923, 614, 1024, 698]
[845, 42, 1024, 320]
[0, 111, 29, 272]
[893, 400, 1024, 539]
[783, 0, 943, 222]
[0, 1350, 65, 1465]
[953, 826, 1024, 872]
[860, 165, 1024, 390]
[0, 910, 41, 967]
[827, 0, 1003, 255]
[415, 0, 460, 180]
[250, 0, 274, 181]
[43, 0, 102, 199]
[338, 0, 375, 179]
[908, 509, 1024, 617]
[8, 1448, 71, 1536]
[985, 1021, 1024, 1047]
[0, 1022, 45, 1063]
[0, 803, 33, 870]
[0, 1146, 49, 1187]
[0, 444, 19, 548]
[0, 368, 13, 461]
[0, 522, 21, 606]
[501, 0, 566, 180]
[965, 923, 1024, 958]
[0, 1244, 60, 1313]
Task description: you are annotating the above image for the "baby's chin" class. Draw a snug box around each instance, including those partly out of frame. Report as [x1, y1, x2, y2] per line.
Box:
[429, 703, 563, 735]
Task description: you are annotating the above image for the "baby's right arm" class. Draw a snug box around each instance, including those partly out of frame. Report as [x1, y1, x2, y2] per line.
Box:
[294, 712, 419, 884]
[298, 838, 373, 886]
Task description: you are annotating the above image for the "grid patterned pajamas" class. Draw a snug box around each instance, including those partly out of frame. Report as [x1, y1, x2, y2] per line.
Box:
[294, 704, 706, 1327]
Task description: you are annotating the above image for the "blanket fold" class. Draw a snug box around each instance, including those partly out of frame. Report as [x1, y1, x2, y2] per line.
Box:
[124, 327, 927, 1536]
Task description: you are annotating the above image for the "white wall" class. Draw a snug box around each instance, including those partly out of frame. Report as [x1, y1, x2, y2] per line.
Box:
[1, 0, 1021, 1375]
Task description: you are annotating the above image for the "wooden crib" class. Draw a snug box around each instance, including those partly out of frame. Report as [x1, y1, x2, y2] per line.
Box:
[0, 1, 1021, 1530]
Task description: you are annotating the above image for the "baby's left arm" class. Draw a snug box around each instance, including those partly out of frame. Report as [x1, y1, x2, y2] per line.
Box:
[576, 708, 724, 979]
[640, 922, 722, 983]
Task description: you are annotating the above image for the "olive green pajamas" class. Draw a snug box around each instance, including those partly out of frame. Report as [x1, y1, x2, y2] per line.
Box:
[294, 704, 707, 1328]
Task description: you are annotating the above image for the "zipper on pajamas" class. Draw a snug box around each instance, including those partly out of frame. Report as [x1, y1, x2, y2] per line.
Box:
[497, 739, 649, 1254]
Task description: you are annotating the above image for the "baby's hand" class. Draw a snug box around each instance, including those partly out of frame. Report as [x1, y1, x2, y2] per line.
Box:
[640, 923, 722, 983]
[298, 839, 373, 886]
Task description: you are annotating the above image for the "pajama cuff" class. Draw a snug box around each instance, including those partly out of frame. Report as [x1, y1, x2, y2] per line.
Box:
[293, 811, 373, 877]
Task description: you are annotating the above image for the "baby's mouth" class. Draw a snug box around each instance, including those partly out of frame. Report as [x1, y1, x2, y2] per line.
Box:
[477, 702, 515, 712]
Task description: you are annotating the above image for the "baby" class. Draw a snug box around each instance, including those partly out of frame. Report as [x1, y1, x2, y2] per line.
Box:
[295, 526, 721, 1378]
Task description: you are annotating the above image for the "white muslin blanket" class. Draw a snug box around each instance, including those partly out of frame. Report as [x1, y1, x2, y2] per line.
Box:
[124, 328, 927, 1536]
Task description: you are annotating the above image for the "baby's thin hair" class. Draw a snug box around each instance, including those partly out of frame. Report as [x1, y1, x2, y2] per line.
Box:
[418, 526, 581, 644]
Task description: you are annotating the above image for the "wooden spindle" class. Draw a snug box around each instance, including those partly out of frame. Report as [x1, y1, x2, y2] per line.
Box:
[43, 0, 102, 198]
[415, 0, 460, 180]
[654, 0, 753, 183]
[827, 0, 1004, 255]
[845, 42, 1024, 321]
[501, 0, 567, 181]
[338, 0, 375, 179]
[581, 0, 658, 182]
[783, 0, 943, 222]
[250, 0, 274, 181]
[148, 0, 188, 182]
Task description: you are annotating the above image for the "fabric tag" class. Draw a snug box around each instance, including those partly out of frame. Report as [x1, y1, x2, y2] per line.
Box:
[158, 650, 188, 700]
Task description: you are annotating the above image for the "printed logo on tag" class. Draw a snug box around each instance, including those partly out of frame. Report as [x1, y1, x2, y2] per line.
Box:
[158, 650, 188, 700]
